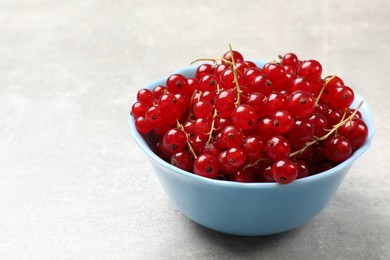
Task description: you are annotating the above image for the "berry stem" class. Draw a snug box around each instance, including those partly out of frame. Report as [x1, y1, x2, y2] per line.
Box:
[315, 74, 337, 106]
[191, 57, 231, 65]
[243, 157, 269, 170]
[176, 120, 198, 159]
[228, 44, 242, 106]
[290, 100, 364, 157]
[207, 109, 218, 144]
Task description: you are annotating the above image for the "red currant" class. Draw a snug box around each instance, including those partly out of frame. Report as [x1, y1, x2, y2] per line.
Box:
[272, 159, 298, 184]
[231, 104, 257, 130]
[324, 135, 352, 162]
[265, 135, 291, 161]
[194, 154, 219, 179]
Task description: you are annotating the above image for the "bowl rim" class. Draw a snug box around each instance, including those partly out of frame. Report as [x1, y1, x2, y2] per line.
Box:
[128, 60, 375, 189]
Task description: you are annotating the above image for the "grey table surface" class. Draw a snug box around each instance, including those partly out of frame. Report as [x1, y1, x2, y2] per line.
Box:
[0, 0, 389, 259]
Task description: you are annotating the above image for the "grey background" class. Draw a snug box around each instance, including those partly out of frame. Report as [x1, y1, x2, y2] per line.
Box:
[0, 0, 389, 259]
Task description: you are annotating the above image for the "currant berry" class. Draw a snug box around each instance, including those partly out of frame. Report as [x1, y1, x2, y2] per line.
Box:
[214, 90, 236, 118]
[199, 74, 219, 92]
[295, 160, 309, 179]
[288, 90, 315, 118]
[242, 135, 265, 163]
[251, 74, 273, 96]
[193, 118, 212, 137]
[131, 102, 148, 119]
[137, 89, 153, 106]
[263, 63, 287, 85]
[191, 135, 206, 156]
[272, 110, 295, 133]
[226, 147, 246, 167]
[194, 154, 219, 179]
[324, 106, 343, 127]
[291, 77, 312, 93]
[297, 59, 322, 80]
[231, 104, 257, 130]
[218, 150, 239, 174]
[202, 141, 221, 159]
[338, 118, 368, 149]
[233, 167, 256, 182]
[214, 63, 228, 79]
[220, 68, 243, 89]
[298, 142, 325, 163]
[286, 118, 314, 149]
[272, 159, 298, 184]
[265, 92, 288, 116]
[308, 113, 328, 137]
[171, 151, 193, 172]
[192, 100, 213, 119]
[331, 86, 355, 110]
[196, 64, 214, 80]
[145, 106, 162, 124]
[221, 125, 244, 148]
[235, 61, 249, 75]
[245, 92, 267, 118]
[265, 135, 291, 161]
[200, 90, 217, 104]
[135, 116, 153, 134]
[222, 50, 244, 64]
[281, 53, 299, 67]
[258, 161, 274, 182]
[162, 128, 188, 154]
[166, 74, 188, 95]
[158, 93, 178, 115]
[243, 67, 264, 89]
[324, 135, 352, 162]
[256, 116, 276, 141]
[152, 85, 166, 100]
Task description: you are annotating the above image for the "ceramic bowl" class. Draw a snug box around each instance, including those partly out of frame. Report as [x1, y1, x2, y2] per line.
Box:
[128, 61, 375, 236]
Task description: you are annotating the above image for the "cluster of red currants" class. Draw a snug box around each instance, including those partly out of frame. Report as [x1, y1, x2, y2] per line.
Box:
[131, 48, 368, 184]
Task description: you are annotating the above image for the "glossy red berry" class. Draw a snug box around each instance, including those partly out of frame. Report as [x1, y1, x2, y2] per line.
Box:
[199, 74, 219, 92]
[192, 100, 213, 119]
[295, 160, 309, 179]
[324, 135, 352, 162]
[297, 59, 322, 80]
[145, 106, 162, 124]
[338, 118, 368, 149]
[226, 147, 246, 167]
[221, 125, 244, 148]
[288, 91, 315, 118]
[233, 167, 256, 182]
[220, 68, 243, 89]
[231, 104, 257, 130]
[214, 90, 236, 118]
[272, 110, 295, 133]
[242, 135, 265, 163]
[131, 102, 148, 119]
[137, 89, 153, 106]
[194, 154, 219, 179]
[265, 135, 291, 161]
[171, 151, 193, 172]
[195, 64, 214, 80]
[135, 116, 153, 134]
[162, 128, 188, 154]
[222, 50, 244, 64]
[272, 159, 298, 184]
[281, 53, 299, 67]
[166, 74, 189, 95]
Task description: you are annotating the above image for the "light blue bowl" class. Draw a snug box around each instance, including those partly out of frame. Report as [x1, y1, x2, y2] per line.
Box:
[128, 61, 375, 236]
